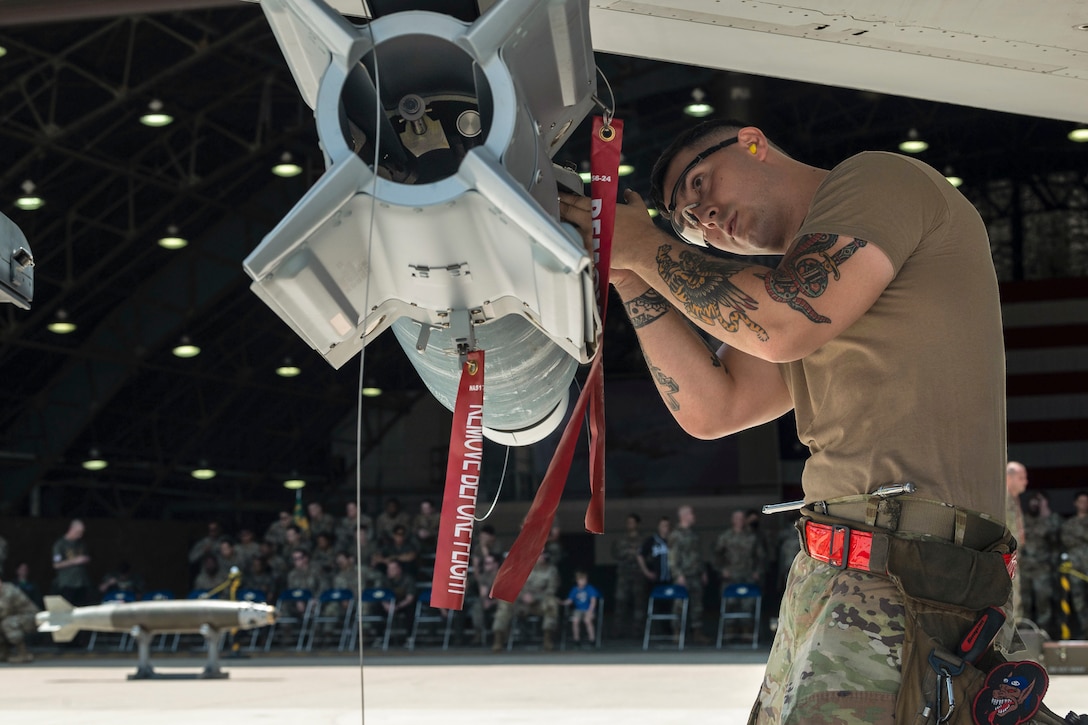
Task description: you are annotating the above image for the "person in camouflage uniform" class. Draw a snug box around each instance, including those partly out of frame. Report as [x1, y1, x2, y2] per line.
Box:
[1061, 492, 1088, 635]
[411, 499, 441, 556]
[0, 571, 39, 663]
[306, 501, 337, 543]
[611, 513, 647, 638]
[492, 551, 560, 651]
[715, 509, 765, 640]
[336, 501, 372, 549]
[469, 552, 500, 645]
[284, 548, 327, 629]
[1005, 462, 1028, 624]
[669, 505, 709, 644]
[715, 509, 765, 585]
[1021, 490, 1060, 632]
[264, 511, 293, 553]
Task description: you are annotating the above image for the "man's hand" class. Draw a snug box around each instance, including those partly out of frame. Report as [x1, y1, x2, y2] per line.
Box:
[558, 189, 660, 289]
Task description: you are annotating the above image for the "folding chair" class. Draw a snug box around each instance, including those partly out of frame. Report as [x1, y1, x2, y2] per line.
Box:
[87, 590, 135, 651]
[643, 584, 689, 650]
[507, 608, 547, 650]
[408, 588, 452, 651]
[717, 583, 762, 649]
[303, 588, 355, 651]
[264, 588, 314, 651]
[349, 587, 397, 651]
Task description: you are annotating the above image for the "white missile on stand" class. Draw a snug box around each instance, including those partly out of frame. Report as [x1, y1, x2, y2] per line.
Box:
[37, 595, 276, 679]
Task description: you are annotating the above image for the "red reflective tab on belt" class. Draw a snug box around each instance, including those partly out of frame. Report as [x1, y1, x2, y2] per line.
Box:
[805, 521, 1018, 580]
[804, 521, 874, 572]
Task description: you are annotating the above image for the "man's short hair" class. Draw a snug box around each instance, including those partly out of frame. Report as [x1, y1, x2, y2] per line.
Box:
[649, 118, 751, 217]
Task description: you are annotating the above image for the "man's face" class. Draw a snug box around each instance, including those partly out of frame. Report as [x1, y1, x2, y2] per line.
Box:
[732, 511, 746, 531]
[291, 551, 308, 569]
[346, 502, 357, 518]
[662, 133, 784, 255]
[1076, 495, 1088, 516]
[1007, 465, 1029, 496]
[387, 561, 402, 579]
[626, 516, 639, 533]
[658, 520, 670, 537]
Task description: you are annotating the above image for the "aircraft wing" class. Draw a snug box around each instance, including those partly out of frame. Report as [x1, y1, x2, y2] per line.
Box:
[315, 0, 1088, 122]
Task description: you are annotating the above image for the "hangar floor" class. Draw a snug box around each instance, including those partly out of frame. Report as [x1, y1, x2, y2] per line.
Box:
[2, 645, 1087, 724]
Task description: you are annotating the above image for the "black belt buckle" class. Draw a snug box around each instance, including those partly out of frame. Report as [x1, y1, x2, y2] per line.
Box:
[830, 524, 851, 569]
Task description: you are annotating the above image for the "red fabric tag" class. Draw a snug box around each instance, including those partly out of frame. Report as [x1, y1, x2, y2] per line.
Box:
[584, 116, 621, 535]
[429, 350, 485, 610]
[491, 117, 622, 600]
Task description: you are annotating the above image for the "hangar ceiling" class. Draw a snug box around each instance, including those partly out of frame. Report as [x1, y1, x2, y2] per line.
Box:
[0, 1, 1085, 520]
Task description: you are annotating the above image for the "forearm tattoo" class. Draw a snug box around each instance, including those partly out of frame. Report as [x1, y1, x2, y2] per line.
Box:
[624, 288, 671, 329]
[655, 244, 769, 340]
[756, 233, 868, 324]
[646, 359, 681, 412]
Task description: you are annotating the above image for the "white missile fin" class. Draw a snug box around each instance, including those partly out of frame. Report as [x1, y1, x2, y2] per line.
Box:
[44, 595, 75, 612]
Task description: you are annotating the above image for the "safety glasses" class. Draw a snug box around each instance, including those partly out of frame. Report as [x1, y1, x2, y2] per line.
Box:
[665, 137, 738, 246]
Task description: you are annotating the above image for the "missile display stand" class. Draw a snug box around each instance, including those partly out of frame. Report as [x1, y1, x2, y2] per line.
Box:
[127, 624, 230, 680]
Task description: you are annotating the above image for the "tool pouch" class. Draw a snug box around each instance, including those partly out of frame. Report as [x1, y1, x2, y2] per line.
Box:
[886, 535, 1012, 612]
[899, 599, 988, 724]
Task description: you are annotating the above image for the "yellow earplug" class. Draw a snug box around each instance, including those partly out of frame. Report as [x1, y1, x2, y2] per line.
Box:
[749, 143, 757, 154]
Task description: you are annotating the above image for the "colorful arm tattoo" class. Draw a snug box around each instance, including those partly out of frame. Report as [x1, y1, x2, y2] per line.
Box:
[655, 244, 769, 340]
[756, 233, 869, 324]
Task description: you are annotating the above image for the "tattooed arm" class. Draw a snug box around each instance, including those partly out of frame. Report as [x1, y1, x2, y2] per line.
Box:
[620, 229, 894, 363]
[618, 283, 792, 439]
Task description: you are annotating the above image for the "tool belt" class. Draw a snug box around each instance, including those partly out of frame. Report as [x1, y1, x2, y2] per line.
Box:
[798, 496, 1014, 611]
[796, 495, 1014, 723]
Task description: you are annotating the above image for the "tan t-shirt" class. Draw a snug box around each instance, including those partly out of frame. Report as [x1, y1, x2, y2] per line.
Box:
[780, 152, 1006, 520]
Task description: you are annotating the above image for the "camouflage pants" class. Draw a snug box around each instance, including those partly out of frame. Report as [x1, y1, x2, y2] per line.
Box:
[612, 570, 647, 633]
[671, 575, 704, 632]
[492, 596, 559, 633]
[751, 553, 904, 724]
[1019, 569, 1054, 630]
[1, 613, 35, 646]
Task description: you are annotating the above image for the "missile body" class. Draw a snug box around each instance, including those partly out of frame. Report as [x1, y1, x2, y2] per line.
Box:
[36, 596, 275, 642]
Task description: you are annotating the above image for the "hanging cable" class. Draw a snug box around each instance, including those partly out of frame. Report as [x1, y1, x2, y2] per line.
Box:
[355, 15, 385, 724]
[592, 64, 616, 128]
[473, 445, 511, 521]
